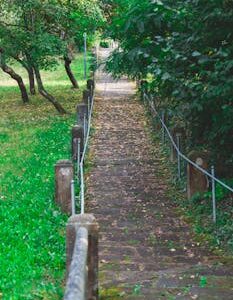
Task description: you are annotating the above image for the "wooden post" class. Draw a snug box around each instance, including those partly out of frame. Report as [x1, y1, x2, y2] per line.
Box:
[87, 79, 95, 96]
[66, 214, 99, 300]
[187, 150, 209, 199]
[55, 160, 74, 214]
[71, 125, 84, 162]
[83, 89, 91, 106]
[77, 103, 88, 126]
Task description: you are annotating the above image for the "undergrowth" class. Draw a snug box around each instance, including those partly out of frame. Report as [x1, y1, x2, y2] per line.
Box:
[144, 97, 233, 255]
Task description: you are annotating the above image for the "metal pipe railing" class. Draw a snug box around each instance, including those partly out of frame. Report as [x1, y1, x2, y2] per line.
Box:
[79, 87, 95, 214]
[71, 47, 110, 216]
[143, 92, 233, 223]
[144, 93, 233, 193]
[70, 83, 95, 216]
[71, 180, 75, 216]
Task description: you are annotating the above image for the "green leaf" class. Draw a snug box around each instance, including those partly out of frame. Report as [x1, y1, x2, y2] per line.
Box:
[192, 51, 201, 57]
[162, 72, 171, 80]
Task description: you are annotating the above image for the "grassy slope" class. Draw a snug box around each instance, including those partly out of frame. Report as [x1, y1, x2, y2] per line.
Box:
[0, 55, 89, 299]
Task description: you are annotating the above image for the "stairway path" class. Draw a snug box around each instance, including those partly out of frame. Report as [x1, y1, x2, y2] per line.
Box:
[87, 49, 233, 299]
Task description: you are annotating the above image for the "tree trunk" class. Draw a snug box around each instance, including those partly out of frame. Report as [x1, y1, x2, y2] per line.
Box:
[33, 66, 67, 114]
[13, 56, 36, 96]
[0, 54, 29, 103]
[27, 66, 36, 95]
[64, 56, 79, 89]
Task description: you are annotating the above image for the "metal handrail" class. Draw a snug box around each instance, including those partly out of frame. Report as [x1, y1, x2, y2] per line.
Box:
[143, 92, 232, 223]
[80, 88, 95, 214]
[70, 86, 95, 216]
[71, 48, 110, 216]
[144, 92, 233, 193]
[77, 63, 109, 215]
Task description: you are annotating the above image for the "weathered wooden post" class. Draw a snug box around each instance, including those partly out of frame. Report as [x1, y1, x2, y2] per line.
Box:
[77, 103, 88, 126]
[187, 150, 209, 199]
[71, 125, 84, 162]
[55, 160, 74, 214]
[87, 79, 95, 96]
[83, 89, 91, 106]
[66, 214, 99, 300]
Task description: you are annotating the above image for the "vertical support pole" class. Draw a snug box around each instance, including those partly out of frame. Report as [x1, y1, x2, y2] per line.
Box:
[88, 96, 90, 116]
[71, 180, 75, 216]
[83, 113, 87, 143]
[140, 80, 148, 102]
[77, 138, 81, 178]
[211, 165, 217, 223]
[143, 92, 146, 106]
[176, 134, 181, 179]
[171, 127, 185, 163]
[80, 163, 85, 215]
[95, 45, 98, 69]
[66, 214, 99, 299]
[162, 111, 165, 143]
[84, 32, 87, 80]
[55, 160, 74, 214]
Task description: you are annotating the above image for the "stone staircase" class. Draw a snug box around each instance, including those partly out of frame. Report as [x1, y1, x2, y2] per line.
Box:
[86, 49, 233, 299]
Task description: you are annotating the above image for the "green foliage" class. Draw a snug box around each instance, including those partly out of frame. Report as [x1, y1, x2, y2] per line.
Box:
[56, 0, 104, 54]
[0, 0, 103, 102]
[105, 0, 233, 174]
[188, 183, 233, 251]
[133, 284, 142, 295]
[0, 0, 65, 68]
[199, 276, 207, 288]
[100, 41, 110, 48]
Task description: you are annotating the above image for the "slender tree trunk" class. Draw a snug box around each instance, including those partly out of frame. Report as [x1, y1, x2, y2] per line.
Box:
[33, 66, 66, 114]
[11, 55, 36, 95]
[64, 55, 79, 89]
[27, 66, 36, 95]
[0, 54, 29, 103]
[24, 55, 36, 95]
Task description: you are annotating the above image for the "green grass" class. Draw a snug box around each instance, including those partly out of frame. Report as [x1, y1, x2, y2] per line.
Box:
[0, 54, 91, 299]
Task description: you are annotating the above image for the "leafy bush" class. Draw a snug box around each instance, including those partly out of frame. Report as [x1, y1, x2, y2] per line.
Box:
[105, 0, 233, 175]
[100, 41, 110, 48]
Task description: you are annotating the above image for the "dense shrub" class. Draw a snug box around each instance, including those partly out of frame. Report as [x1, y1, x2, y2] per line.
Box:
[105, 0, 233, 175]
